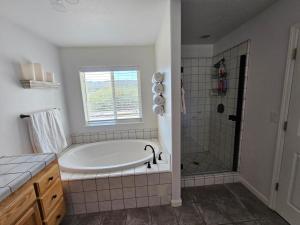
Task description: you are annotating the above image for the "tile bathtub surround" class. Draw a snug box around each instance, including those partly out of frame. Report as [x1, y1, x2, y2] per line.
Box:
[0, 153, 56, 201]
[61, 152, 172, 215]
[181, 172, 239, 188]
[62, 172, 172, 215]
[71, 128, 158, 144]
[62, 183, 289, 225]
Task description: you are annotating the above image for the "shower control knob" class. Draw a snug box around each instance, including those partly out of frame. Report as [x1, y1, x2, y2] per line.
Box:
[228, 115, 237, 121]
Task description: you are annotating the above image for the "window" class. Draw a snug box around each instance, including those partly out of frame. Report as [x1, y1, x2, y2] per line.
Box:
[80, 67, 143, 125]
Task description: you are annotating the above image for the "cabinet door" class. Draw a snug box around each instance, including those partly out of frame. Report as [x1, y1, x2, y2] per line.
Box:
[14, 203, 42, 225]
[276, 40, 300, 225]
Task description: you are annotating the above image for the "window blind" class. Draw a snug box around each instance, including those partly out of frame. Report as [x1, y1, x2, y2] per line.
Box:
[81, 68, 142, 124]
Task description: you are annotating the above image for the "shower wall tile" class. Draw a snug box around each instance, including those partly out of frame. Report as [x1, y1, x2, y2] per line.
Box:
[209, 41, 250, 170]
[181, 172, 239, 188]
[181, 57, 212, 154]
[181, 41, 249, 176]
[71, 128, 158, 144]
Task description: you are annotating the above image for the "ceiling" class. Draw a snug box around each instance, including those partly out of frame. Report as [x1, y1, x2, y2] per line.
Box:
[0, 0, 168, 47]
[182, 0, 278, 44]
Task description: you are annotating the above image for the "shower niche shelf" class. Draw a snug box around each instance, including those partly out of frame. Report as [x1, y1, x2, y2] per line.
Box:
[20, 80, 60, 89]
[211, 57, 227, 96]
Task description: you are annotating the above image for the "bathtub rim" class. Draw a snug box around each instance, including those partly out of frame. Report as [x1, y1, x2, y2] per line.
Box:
[58, 139, 161, 173]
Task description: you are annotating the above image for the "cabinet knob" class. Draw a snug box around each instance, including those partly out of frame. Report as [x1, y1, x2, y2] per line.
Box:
[51, 194, 57, 200]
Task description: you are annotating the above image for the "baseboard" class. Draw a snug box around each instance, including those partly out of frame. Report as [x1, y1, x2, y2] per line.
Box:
[171, 199, 182, 207]
[239, 176, 269, 206]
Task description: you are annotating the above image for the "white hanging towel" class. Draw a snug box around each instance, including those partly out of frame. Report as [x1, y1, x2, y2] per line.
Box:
[152, 83, 164, 94]
[181, 86, 187, 114]
[28, 109, 67, 154]
[153, 94, 165, 105]
[152, 104, 164, 116]
[152, 72, 164, 83]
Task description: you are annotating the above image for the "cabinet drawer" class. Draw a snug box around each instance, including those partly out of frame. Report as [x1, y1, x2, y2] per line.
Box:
[0, 185, 36, 225]
[39, 179, 63, 219]
[35, 163, 60, 196]
[43, 198, 65, 225]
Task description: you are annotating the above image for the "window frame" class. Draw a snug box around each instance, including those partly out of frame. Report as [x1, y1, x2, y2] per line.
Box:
[79, 66, 143, 126]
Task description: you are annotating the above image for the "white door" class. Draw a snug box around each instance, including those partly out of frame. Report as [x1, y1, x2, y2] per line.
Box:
[276, 41, 300, 225]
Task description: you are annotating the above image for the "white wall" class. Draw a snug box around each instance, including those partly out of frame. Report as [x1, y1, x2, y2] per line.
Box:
[214, 0, 300, 202]
[60, 46, 157, 134]
[170, 0, 182, 206]
[0, 18, 69, 156]
[181, 44, 214, 58]
[155, 0, 182, 205]
[155, 1, 172, 155]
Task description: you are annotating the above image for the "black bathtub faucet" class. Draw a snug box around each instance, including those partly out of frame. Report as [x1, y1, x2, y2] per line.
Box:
[144, 145, 157, 164]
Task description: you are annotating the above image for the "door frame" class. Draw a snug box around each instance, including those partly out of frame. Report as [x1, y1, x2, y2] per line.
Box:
[232, 54, 247, 171]
[270, 23, 300, 209]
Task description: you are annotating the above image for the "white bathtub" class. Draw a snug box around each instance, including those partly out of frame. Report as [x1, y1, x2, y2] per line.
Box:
[59, 139, 159, 173]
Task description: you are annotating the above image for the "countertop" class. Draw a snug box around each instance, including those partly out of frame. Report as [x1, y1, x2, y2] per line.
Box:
[0, 153, 56, 202]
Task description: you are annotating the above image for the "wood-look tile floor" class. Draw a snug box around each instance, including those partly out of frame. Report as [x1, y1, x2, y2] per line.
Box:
[61, 183, 290, 225]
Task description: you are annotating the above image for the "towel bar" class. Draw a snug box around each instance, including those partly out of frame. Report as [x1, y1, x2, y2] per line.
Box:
[20, 114, 30, 119]
[19, 108, 60, 119]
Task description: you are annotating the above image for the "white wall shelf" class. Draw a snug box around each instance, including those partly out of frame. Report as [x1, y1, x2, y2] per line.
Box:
[20, 80, 60, 89]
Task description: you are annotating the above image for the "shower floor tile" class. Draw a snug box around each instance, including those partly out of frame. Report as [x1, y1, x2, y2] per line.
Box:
[181, 151, 230, 176]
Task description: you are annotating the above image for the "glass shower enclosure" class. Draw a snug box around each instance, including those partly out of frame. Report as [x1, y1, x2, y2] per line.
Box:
[181, 41, 249, 176]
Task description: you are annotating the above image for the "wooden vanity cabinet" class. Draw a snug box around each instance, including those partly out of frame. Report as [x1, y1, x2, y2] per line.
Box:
[0, 160, 65, 225]
[14, 203, 42, 225]
[34, 162, 65, 225]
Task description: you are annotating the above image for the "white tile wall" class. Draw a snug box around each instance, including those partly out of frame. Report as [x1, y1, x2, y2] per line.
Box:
[82, 179, 96, 191]
[136, 197, 149, 208]
[99, 201, 111, 211]
[97, 190, 111, 201]
[112, 199, 124, 210]
[110, 189, 123, 200]
[123, 187, 135, 198]
[136, 186, 148, 197]
[135, 175, 148, 186]
[181, 41, 249, 176]
[181, 172, 239, 188]
[61, 141, 172, 215]
[109, 177, 122, 189]
[122, 176, 135, 187]
[63, 171, 172, 215]
[62, 170, 172, 214]
[124, 198, 137, 209]
[84, 191, 97, 202]
[149, 196, 161, 206]
[147, 174, 159, 185]
[209, 41, 250, 171]
[96, 178, 110, 190]
[181, 57, 212, 154]
[86, 202, 99, 213]
[71, 128, 158, 145]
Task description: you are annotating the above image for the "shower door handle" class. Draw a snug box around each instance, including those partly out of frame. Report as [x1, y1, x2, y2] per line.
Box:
[228, 115, 237, 121]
